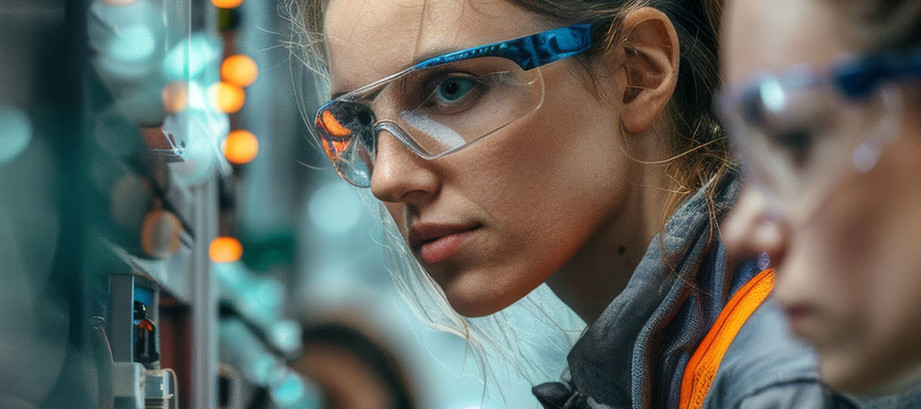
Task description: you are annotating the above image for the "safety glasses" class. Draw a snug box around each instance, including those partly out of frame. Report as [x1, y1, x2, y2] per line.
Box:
[718, 48, 921, 217]
[314, 24, 592, 187]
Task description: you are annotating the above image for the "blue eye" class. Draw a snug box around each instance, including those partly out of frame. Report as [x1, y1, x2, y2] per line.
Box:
[435, 77, 476, 104]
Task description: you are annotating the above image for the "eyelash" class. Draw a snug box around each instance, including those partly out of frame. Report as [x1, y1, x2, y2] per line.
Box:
[419, 72, 483, 109]
[422, 70, 475, 92]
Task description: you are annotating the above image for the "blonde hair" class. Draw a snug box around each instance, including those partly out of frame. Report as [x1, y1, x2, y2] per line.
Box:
[509, 0, 731, 221]
[283, 0, 731, 400]
[287, 0, 733, 218]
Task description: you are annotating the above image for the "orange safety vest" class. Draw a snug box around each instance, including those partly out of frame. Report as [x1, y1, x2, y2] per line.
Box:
[678, 269, 776, 409]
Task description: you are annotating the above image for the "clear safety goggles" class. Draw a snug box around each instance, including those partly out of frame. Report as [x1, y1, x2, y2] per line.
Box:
[313, 24, 592, 187]
[718, 48, 921, 218]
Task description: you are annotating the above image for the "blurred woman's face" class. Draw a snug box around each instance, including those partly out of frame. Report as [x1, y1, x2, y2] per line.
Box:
[722, 0, 921, 393]
[323, 0, 639, 317]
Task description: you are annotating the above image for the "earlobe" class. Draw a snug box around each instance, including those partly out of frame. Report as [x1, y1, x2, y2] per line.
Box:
[619, 7, 680, 134]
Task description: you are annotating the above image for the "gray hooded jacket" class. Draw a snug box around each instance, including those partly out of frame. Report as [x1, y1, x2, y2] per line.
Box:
[532, 175, 859, 409]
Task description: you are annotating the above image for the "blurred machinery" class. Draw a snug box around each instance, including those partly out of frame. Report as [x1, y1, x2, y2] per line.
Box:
[1, 0, 319, 408]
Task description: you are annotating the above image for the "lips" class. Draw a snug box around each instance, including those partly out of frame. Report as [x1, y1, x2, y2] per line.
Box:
[408, 222, 480, 264]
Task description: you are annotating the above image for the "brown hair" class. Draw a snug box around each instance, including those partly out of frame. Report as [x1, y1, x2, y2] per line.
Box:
[839, 1, 921, 107]
[841, 0, 921, 51]
[289, 0, 732, 222]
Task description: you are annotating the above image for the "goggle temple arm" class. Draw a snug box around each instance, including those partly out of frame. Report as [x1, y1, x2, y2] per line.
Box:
[414, 23, 593, 71]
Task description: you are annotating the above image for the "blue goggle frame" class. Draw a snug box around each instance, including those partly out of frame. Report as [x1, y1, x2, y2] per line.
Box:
[314, 23, 593, 187]
[718, 47, 921, 215]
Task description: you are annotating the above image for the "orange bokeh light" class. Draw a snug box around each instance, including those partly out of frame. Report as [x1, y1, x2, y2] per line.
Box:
[222, 130, 259, 164]
[210, 236, 243, 263]
[161, 81, 188, 113]
[210, 0, 243, 9]
[221, 55, 259, 87]
[209, 82, 246, 113]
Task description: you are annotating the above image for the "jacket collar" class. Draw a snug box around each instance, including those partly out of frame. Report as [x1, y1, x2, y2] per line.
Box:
[534, 175, 743, 408]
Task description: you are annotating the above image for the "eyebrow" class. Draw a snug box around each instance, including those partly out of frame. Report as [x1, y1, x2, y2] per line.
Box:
[330, 24, 592, 99]
[410, 47, 456, 67]
[329, 47, 457, 100]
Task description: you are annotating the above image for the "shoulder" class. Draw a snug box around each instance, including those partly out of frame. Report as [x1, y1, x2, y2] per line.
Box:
[701, 298, 858, 409]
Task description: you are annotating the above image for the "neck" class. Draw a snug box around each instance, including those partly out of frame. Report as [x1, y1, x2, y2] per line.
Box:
[546, 163, 674, 324]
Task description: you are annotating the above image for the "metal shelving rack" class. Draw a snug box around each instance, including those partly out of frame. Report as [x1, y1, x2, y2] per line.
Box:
[83, 0, 222, 407]
[3, 1, 318, 408]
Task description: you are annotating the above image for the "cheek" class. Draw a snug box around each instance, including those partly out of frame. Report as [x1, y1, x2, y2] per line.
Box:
[863, 129, 921, 346]
[431, 73, 630, 307]
[490, 66, 626, 204]
[794, 132, 921, 387]
[781, 186, 884, 390]
[460, 75, 628, 243]
[859, 150, 921, 375]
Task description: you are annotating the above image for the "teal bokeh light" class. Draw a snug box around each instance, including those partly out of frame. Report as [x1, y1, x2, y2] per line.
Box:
[108, 25, 156, 64]
[89, 0, 164, 80]
[0, 106, 33, 165]
[164, 104, 229, 183]
[308, 182, 363, 235]
[214, 262, 284, 327]
[270, 372, 305, 406]
[269, 320, 302, 355]
[270, 371, 323, 409]
[162, 34, 223, 82]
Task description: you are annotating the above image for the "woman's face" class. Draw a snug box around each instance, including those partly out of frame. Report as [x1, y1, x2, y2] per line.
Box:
[324, 0, 637, 317]
[723, 0, 921, 393]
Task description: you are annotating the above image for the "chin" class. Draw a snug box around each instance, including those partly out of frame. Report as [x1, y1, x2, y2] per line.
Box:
[443, 283, 525, 318]
[818, 352, 892, 395]
[824, 357, 921, 396]
[821, 366, 870, 395]
[447, 295, 509, 318]
[435, 262, 549, 318]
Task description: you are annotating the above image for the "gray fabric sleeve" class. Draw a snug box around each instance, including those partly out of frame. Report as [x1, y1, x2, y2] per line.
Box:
[700, 299, 862, 409]
[735, 381, 858, 409]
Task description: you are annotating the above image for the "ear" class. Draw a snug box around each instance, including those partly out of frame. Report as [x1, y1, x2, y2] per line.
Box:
[619, 7, 680, 134]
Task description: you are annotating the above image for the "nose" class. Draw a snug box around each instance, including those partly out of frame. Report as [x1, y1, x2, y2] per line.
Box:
[369, 129, 440, 204]
[723, 185, 789, 267]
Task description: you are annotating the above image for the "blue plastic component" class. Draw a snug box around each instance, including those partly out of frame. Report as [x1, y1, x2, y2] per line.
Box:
[134, 286, 154, 308]
[415, 23, 592, 71]
[724, 47, 921, 127]
[834, 47, 921, 98]
[315, 23, 594, 188]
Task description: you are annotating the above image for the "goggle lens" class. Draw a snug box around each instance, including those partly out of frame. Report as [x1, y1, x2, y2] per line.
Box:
[314, 56, 543, 187]
[723, 76, 900, 216]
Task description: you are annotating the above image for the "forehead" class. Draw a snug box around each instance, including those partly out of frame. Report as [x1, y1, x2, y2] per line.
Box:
[324, 0, 552, 94]
[722, 0, 854, 88]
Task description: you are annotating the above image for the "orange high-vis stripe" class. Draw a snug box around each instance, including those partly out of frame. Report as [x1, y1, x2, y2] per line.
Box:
[679, 269, 776, 409]
[321, 110, 352, 137]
